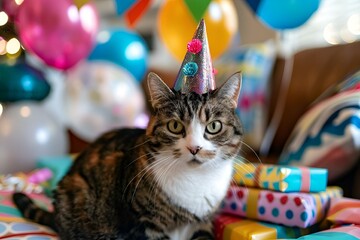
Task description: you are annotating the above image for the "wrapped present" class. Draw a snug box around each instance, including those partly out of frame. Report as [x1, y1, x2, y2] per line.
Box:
[326, 197, 360, 225]
[221, 185, 342, 228]
[234, 163, 327, 193]
[214, 214, 318, 240]
[280, 225, 360, 240]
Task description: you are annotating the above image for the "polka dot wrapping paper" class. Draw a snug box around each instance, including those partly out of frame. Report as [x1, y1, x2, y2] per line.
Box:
[233, 163, 328, 193]
[326, 197, 360, 225]
[214, 214, 319, 240]
[0, 190, 59, 239]
[279, 225, 360, 240]
[220, 186, 343, 228]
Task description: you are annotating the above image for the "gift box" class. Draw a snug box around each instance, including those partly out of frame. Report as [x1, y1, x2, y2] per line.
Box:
[214, 214, 318, 240]
[326, 197, 360, 225]
[221, 185, 342, 228]
[233, 163, 327, 193]
[280, 225, 360, 240]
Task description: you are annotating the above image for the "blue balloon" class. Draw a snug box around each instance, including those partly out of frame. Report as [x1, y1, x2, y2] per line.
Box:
[256, 0, 321, 30]
[88, 29, 148, 82]
[0, 61, 51, 102]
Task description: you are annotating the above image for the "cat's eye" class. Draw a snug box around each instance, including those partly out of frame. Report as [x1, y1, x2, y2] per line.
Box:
[206, 120, 222, 134]
[167, 120, 184, 134]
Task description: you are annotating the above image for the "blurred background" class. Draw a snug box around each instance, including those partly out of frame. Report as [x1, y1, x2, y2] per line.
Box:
[0, 0, 360, 197]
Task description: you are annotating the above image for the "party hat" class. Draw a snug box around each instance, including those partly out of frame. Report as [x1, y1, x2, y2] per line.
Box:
[173, 19, 215, 94]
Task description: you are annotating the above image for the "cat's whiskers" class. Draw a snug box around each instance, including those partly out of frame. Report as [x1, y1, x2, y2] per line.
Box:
[149, 155, 179, 201]
[130, 157, 174, 204]
[130, 155, 173, 203]
[129, 139, 151, 150]
[231, 157, 263, 191]
[125, 150, 173, 169]
[140, 154, 175, 202]
[122, 155, 159, 199]
[240, 140, 263, 164]
[154, 155, 179, 188]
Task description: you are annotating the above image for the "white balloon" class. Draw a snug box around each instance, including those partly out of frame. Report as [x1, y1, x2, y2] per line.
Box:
[0, 101, 69, 174]
[65, 61, 146, 141]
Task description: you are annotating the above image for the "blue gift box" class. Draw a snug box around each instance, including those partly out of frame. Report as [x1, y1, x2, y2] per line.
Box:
[234, 163, 328, 193]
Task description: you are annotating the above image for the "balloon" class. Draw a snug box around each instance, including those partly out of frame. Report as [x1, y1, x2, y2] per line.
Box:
[0, 102, 69, 174]
[16, 0, 99, 70]
[65, 61, 146, 141]
[88, 28, 148, 82]
[0, 61, 51, 102]
[157, 0, 238, 61]
[255, 0, 321, 30]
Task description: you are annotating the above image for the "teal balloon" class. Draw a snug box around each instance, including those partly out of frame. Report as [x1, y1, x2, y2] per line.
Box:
[88, 28, 148, 82]
[0, 62, 51, 102]
[256, 0, 320, 30]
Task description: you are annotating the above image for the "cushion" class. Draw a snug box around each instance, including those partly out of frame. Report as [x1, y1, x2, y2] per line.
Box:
[279, 70, 360, 181]
[0, 191, 58, 239]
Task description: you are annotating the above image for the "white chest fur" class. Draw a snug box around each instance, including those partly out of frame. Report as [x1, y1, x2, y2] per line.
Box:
[153, 158, 233, 218]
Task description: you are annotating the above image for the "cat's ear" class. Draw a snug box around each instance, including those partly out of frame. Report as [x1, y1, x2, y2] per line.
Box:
[215, 72, 242, 108]
[147, 72, 174, 109]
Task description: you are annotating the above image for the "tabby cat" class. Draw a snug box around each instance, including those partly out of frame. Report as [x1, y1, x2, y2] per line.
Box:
[13, 71, 243, 240]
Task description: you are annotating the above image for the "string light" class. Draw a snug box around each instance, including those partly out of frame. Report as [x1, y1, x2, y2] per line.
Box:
[323, 23, 340, 45]
[20, 106, 31, 118]
[0, 11, 9, 26]
[15, 0, 24, 5]
[340, 28, 356, 43]
[0, 104, 3, 117]
[6, 38, 21, 54]
[347, 14, 360, 35]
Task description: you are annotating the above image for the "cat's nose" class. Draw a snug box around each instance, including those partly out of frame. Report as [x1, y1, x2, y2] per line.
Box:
[187, 146, 202, 155]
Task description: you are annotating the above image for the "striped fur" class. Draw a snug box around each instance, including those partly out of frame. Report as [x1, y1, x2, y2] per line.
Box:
[13, 72, 243, 240]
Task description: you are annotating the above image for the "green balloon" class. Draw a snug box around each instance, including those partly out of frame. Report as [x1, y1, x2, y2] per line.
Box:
[0, 61, 51, 102]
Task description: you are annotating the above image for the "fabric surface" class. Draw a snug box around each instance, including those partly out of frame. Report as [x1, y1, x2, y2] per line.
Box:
[0, 190, 58, 239]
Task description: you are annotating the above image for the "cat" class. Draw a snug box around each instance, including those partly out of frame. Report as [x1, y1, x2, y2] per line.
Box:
[13, 71, 243, 240]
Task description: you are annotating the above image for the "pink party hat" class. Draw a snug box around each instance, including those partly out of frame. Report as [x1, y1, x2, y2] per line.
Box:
[173, 19, 215, 94]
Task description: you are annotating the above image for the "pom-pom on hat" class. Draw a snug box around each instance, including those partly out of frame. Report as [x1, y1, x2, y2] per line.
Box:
[173, 19, 215, 95]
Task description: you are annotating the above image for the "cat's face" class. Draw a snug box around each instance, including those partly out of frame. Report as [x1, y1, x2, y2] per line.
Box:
[146, 73, 243, 169]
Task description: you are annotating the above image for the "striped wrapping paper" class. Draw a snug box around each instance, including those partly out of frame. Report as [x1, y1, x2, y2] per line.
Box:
[326, 197, 360, 225]
[279, 225, 360, 240]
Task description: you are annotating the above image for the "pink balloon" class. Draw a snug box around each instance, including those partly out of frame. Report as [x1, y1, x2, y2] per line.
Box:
[16, 0, 99, 70]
